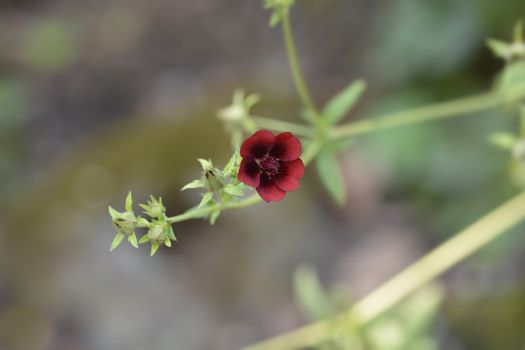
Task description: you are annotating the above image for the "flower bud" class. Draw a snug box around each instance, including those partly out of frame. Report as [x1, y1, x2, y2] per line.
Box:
[148, 222, 168, 243]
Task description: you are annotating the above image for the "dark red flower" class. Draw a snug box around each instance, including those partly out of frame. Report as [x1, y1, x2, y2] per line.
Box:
[238, 130, 305, 202]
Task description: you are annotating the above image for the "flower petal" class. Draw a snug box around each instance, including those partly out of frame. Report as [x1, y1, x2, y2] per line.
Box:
[270, 132, 302, 161]
[256, 176, 286, 202]
[274, 172, 299, 192]
[238, 158, 261, 187]
[241, 130, 275, 159]
[280, 158, 305, 179]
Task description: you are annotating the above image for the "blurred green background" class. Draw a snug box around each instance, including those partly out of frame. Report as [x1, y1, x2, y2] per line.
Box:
[1, 0, 525, 349]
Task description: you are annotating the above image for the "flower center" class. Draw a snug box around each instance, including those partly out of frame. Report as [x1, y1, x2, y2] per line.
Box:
[258, 155, 280, 177]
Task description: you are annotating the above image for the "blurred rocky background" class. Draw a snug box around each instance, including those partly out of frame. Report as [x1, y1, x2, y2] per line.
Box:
[1, 0, 525, 349]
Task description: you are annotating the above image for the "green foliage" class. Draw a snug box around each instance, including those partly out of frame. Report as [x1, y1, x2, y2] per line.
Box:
[108, 191, 176, 255]
[263, 0, 295, 27]
[316, 151, 346, 205]
[322, 80, 366, 125]
[294, 265, 335, 321]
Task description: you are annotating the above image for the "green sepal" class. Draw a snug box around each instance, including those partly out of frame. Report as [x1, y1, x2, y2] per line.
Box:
[110, 233, 125, 252]
[136, 217, 150, 228]
[209, 210, 221, 225]
[322, 80, 366, 125]
[138, 234, 151, 244]
[108, 206, 120, 219]
[167, 226, 176, 241]
[128, 233, 139, 249]
[181, 179, 205, 191]
[197, 158, 213, 170]
[198, 192, 213, 209]
[164, 239, 172, 247]
[223, 149, 240, 176]
[125, 191, 133, 212]
[316, 151, 346, 205]
[150, 242, 160, 256]
[223, 184, 243, 197]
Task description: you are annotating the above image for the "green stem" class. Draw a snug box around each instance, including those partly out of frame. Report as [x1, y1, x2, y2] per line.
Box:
[332, 83, 525, 139]
[281, 13, 322, 123]
[251, 84, 525, 140]
[243, 191, 525, 350]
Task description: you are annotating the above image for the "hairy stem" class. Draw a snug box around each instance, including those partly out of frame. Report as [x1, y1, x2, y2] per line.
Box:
[281, 14, 322, 124]
[243, 191, 525, 350]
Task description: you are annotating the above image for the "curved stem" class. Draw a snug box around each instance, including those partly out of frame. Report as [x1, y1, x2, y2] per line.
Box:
[243, 191, 525, 350]
[281, 14, 322, 123]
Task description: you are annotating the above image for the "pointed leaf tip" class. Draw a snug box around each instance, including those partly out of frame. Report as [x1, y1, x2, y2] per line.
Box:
[316, 151, 346, 205]
[110, 233, 125, 251]
[323, 80, 366, 125]
[150, 243, 160, 256]
[125, 191, 133, 212]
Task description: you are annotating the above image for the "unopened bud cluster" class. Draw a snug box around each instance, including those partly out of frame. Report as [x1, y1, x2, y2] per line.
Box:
[109, 192, 175, 256]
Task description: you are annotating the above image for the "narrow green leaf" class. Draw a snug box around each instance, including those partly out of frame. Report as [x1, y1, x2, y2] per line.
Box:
[223, 184, 243, 197]
[293, 265, 334, 321]
[223, 150, 240, 175]
[487, 39, 510, 59]
[128, 233, 139, 249]
[164, 239, 172, 247]
[125, 191, 133, 212]
[167, 226, 176, 240]
[316, 151, 346, 205]
[209, 210, 220, 225]
[322, 80, 366, 125]
[110, 233, 125, 251]
[108, 206, 120, 219]
[150, 242, 160, 256]
[181, 179, 205, 191]
[198, 192, 213, 209]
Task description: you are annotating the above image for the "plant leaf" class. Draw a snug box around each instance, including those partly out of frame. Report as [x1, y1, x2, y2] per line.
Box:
[150, 242, 160, 256]
[139, 235, 150, 244]
[316, 151, 346, 205]
[128, 233, 139, 249]
[125, 191, 133, 212]
[110, 233, 125, 251]
[108, 206, 120, 219]
[293, 264, 334, 321]
[164, 238, 172, 247]
[322, 80, 366, 125]
[198, 192, 213, 209]
[181, 179, 205, 191]
[223, 184, 243, 197]
[209, 210, 221, 225]
[167, 226, 176, 240]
